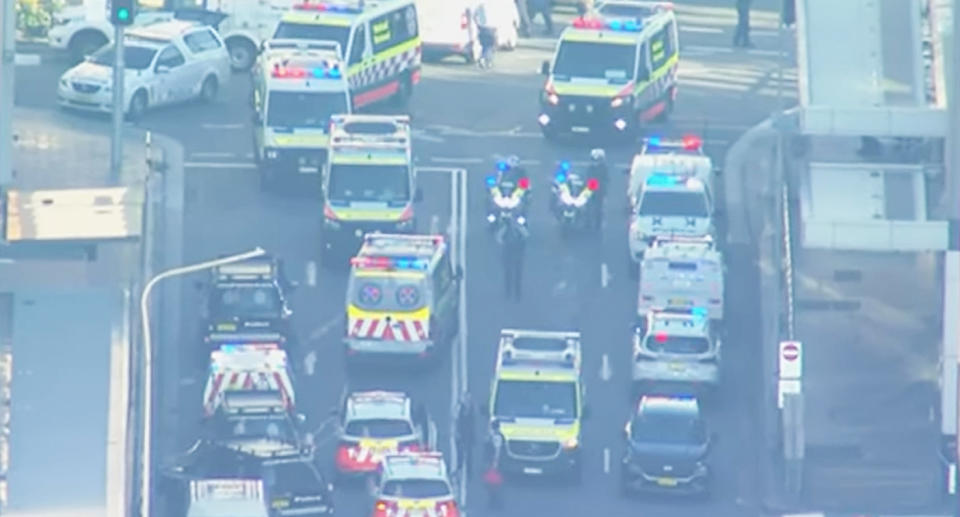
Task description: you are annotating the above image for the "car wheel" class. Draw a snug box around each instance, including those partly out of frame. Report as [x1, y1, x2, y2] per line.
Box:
[199, 76, 218, 103]
[126, 90, 148, 121]
[69, 30, 108, 62]
[226, 37, 257, 71]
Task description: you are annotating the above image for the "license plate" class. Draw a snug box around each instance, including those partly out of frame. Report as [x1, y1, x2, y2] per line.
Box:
[669, 363, 686, 371]
[216, 323, 236, 331]
[656, 477, 678, 487]
[298, 166, 319, 173]
[522, 467, 543, 475]
[571, 126, 590, 133]
[668, 298, 690, 306]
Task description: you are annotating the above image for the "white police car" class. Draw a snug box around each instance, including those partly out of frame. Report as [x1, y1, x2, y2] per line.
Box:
[632, 307, 721, 395]
[57, 20, 230, 119]
[370, 453, 460, 517]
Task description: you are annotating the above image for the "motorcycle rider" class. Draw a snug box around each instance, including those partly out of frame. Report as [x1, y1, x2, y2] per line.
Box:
[488, 155, 530, 223]
[586, 148, 608, 229]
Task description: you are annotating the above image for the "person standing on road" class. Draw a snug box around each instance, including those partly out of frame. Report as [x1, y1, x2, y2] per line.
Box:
[528, 0, 554, 35]
[474, 1, 498, 69]
[454, 393, 476, 477]
[733, 0, 753, 48]
[497, 218, 528, 300]
[483, 420, 505, 510]
[515, 0, 533, 36]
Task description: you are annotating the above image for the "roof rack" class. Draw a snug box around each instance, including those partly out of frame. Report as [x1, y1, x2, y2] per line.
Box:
[360, 233, 444, 257]
[329, 114, 411, 149]
[647, 235, 718, 257]
[384, 452, 445, 468]
[214, 260, 274, 282]
[263, 38, 343, 56]
[639, 394, 698, 411]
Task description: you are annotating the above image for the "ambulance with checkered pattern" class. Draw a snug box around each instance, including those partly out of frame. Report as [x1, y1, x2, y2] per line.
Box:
[343, 234, 460, 359]
[371, 453, 459, 517]
[252, 39, 351, 183]
[537, 1, 678, 138]
[334, 391, 426, 475]
[272, 0, 422, 110]
[638, 235, 724, 321]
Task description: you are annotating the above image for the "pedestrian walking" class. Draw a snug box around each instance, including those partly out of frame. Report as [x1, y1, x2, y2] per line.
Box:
[454, 393, 476, 477]
[528, 0, 553, 35]
[475, 1, 497, 69]
[497, 218, 528, 300]
[483, 420, 505, 510]
[515, 0, 533, 36]
[733, 0, 753, 48]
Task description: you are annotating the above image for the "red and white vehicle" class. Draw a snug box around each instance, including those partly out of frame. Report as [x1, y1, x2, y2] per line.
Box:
[203, 343, 295, 417]
[334, 391, 434, 477]
[371, 453, 459, 517]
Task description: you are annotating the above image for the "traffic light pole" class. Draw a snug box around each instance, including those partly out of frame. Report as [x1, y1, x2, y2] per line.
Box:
[110, 24, 125, 184]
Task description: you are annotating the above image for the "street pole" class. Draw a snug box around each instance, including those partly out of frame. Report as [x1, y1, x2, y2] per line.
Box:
[0, 0, 15, 189]
[110, 24, 125, 184]
[139, 247, 265, 517]
[950, 0, 960, 221]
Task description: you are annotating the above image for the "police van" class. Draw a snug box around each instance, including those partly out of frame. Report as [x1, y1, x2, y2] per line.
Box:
[343, 234, 461, 363]
[638, 236, 724, 321]
[627, 135, 719, 271]
[321, 115, 421, 257]
[537, 1, 678, 139]
[487, 329, 586, 481]
[252, 39, 351, 189]
[272, 0, 421, 110]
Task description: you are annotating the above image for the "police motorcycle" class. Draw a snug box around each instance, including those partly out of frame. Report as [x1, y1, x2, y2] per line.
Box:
[550, 160, 600, 234]
[485, 156, 531, 232]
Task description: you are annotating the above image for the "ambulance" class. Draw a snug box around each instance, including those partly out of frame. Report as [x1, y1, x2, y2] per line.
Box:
[203, 343, 309, 458]
[487, 329, 586, 481]
[537, 1, 678, 139]
[321, 115, 421, 258]
[251, 39, 351, 188]
[344, 234, 461, 362]
[272, 0, 422, 110]
[638, 236, 724, 321]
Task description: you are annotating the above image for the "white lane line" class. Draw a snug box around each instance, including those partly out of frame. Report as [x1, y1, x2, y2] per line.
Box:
[601, 354, 612, 382]
[189, 151, 237, 158]
[14, 54, 41, 66]
[184, 161, 256, 169]
[304, 351, 317, 376]
[682, 44, 783, 57]
[308, 315, 344, 342]
[412, 131, 446, 143]
[680, 26, 724, 34]
[448, 166, 461, 480]
[201, 123, 245, 130]
[601, 263, 611, 288]
[430, 157, 484, 164]
[603, 448, 611, 474]
[305, 260, 317, 287]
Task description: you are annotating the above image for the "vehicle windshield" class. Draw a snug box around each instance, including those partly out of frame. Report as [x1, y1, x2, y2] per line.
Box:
[630, 411, 706, 446]
[645, 335, 711, 355]
[637, 191, 709, 218]
[267, 91, 348, 129]
[213, 285, 282, 319]
[381, 479, 450, 499]
[349, 276, 427, 312]
[552, 41, 636, 81]
[273, 22, 350, 53]
[344, 418, 413, 438]
[90, 44, 156, 70]
[493, 380, 577, 419]
[215, 414, 296, 443]
[328, 164, 411, 203]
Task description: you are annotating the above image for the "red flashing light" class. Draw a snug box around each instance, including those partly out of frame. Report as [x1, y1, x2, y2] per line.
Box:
[294, 2, 327, 10]
[586, 178, 599, 191]
[517, 177, 530, 190]
[436, 501, 459, 517]
[572, 17, 605, 29]
[654, 332, 668, 343]
[323, 204, 338, 220]
[682, 134, 702, 150]
[398, 204, 414, 221]
[372, 500, 392, 517]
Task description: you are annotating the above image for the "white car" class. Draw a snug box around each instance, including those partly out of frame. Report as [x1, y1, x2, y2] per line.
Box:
[57, 20, 231, 119]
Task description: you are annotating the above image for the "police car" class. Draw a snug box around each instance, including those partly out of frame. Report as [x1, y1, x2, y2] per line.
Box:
[273, 0, 421, 110]
[370, 453, 460, 517]
[252, 39, 351, 189]
[537, 2, 678, 139]
[333, 391, 432, 478]
[203, 344, 311, 458]
[321, 115, 422, 258]
[620, 395, 713, 497]
[638, 236, 724, 321]
[57, 20, 230, 120]
[627, 135, 719, 270]
[201, 256, 293, 337]
[632, 307, 721, 395]
[487, 329, 586, 481]
[344, 234, 461, 362]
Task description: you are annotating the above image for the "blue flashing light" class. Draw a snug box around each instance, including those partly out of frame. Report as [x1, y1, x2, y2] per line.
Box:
[560, 160, 571, 171]
[485, 175, 497, 187]
[624, 20, 639, 31]
[496, 160, 508, 172]
[327, 67, 341, 78]
[220, 344, 242, 353]
[555, 172, 567, 183]
[691, 307, 708, 317]
[394, 257, 427, 270]
[647, 136, 661, 146]
[609, 19, 622, 30]
[646, 173, 680, 187]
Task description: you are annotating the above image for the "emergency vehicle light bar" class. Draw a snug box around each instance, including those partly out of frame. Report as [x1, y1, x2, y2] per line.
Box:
[205, 332, 286, 344]
[263, 39, 343, 55]
[219, 343, 280, 353]
[572, 16, 642, 31]
[645, 173, 703, 188]
[651, 306, 708, 318]
[210, 348, 288, 371]
[292, 1, 362, 13]
[652, 234, 714, 246]
[385, 452, 444, 466]
[352, 390, 407, 403]
[640, 394, 697, 410]
[350, 255, 429, 271]
[646, 135, 702, 150]
[272, 62, 341, 79]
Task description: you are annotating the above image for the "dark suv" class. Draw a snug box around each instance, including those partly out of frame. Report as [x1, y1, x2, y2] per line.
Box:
[619, 395, 714, 497]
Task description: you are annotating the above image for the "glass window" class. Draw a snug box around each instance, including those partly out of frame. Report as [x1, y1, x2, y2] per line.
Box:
[266, 91, 348, 128]
[382, 479, 450, 499]
[350, 277, 425, 311]
[637, 191, 709, 217]
[214, 285, 281, 317]
[552, 40, 636, 82]
[91, 44, 157, 70]
[636, 42, 649, 81]
[156, 45, 186, 68]
[349, 24, 367, 64]
[183, 29, 222, 53]
[264, 461, 323, 492]
[493, 380, 578, 419]
[328, 164, 411, 203]
[273, 22, 350, 53]
[344, 418, 413, 438]
[630, 411, 706, 445]
[645, 334, 711, 354]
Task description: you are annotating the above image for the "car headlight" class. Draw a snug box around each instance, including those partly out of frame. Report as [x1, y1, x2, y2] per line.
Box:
[266, 149, 278, 159]
[562, 437, 578, 450]
[544, 91, 559, 105]
[611, 96, 626, 108]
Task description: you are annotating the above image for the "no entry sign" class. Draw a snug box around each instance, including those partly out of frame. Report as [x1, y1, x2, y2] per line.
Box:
[779, 340, 803, 380]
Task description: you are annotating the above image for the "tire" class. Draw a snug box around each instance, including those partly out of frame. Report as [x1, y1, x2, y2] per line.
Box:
[226, 37, 257, 71]
[69, 30, 108, 62]
[126, 90, 148, 121]
[199, 76, 219, 103]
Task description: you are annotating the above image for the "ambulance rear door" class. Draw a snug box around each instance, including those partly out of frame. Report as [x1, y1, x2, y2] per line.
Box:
[638, 255, 723, 319]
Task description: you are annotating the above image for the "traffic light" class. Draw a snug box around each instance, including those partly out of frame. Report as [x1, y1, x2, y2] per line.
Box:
[110, 0, 135, 26]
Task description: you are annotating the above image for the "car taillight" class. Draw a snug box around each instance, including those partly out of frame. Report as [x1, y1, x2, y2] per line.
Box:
[373, 500, 394, 517]
[436, 501, 459, 517]
[460, 11, 468, 28]
[335, 444, 353, 468]
[324, 204, 338, 220]
[400, 441, 421, 452]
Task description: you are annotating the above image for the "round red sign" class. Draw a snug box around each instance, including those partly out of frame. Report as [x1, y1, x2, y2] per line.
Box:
[782, 343, 799, 361]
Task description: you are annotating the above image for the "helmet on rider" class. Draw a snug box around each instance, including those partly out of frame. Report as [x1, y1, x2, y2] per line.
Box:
[505, 155, 521, 169]
[590, 148, 606, 162]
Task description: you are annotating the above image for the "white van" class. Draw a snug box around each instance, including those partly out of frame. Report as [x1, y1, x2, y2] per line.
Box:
[416, 0, 479, 62]
[638, 236, 724, 321]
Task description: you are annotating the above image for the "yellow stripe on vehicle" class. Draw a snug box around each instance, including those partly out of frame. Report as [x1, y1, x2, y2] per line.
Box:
[633, 53, 678, 96]
[347, 304, 429, 320]
[331, 154, 408, 165]
[328, 208, 406, 221]
[561, 31, 637, 44]
[550, 81, 622, 97]
[281, 12, 353, 26]
[500, 422, 580, 440]
[269, 134, 329, 147]
[498, 371, 578, 382]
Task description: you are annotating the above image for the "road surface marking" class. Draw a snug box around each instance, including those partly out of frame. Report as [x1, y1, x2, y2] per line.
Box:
[184, 161, 256, 169]
[601, 263, 611, 288]
[412, 131, 446, 143]
[601, 354, 612, 381]
[0, 259, 14, 265]
[430, 157, 484, 164]
[603, 448, 611, 474]
[201, 123, 245, 130]
[682, 44, 783, 58]
[189, 151, 236, 158]
[308, 315, 343, 342]
[14, 54, 41, 66]
[681, 26, 724, 34]
[305, 260, 317, 287]
[428, 420, 438, 450]
[304, 351, 317, 376]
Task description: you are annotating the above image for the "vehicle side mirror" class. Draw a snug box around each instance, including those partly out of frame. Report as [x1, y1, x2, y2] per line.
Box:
[414, 188, 424, 203]
[155, 65, 171, 74]
[540, 60, 550, 76]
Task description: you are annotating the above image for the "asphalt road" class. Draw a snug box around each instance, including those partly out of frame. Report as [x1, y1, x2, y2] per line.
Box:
[14, 0, 794, 515]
